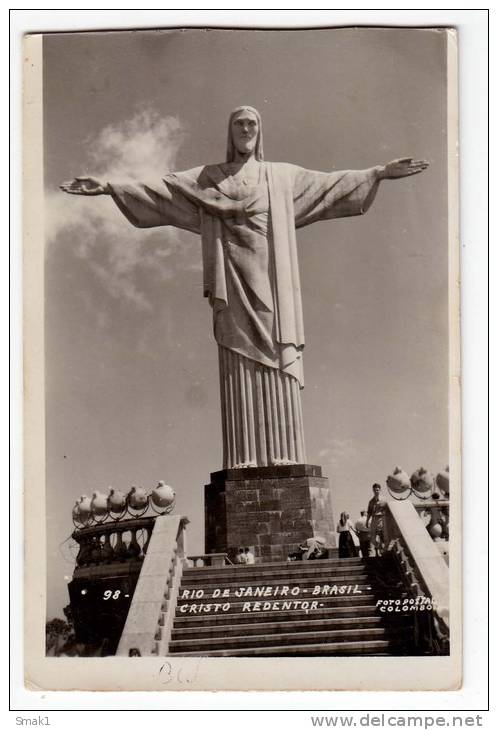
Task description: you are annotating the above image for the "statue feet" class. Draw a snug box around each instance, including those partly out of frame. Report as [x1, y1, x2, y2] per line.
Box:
[229, 459, 299, 468]
[233, 461, 258, 469]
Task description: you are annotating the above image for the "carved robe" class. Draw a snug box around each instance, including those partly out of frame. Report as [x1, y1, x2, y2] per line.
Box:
[109, 162, 380, 467]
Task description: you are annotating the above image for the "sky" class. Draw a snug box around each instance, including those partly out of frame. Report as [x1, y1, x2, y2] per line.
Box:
[44, 27, 448, 619]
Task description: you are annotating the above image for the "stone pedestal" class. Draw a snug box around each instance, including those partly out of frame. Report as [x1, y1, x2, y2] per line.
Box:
[205, 464, 336, 562]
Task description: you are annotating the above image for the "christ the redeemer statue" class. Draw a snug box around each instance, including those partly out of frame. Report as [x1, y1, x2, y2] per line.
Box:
[61, 106, 428, 471]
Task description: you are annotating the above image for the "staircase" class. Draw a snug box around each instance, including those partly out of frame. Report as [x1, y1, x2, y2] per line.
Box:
[168, 554, 417, 656]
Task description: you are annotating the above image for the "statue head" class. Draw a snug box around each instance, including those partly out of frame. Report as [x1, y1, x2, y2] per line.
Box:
[226, 106, 264, 162]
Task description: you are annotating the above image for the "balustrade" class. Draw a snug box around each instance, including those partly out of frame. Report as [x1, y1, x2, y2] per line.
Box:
[73, 517, 155, 569]
[389, 537, 449, 655]
[385, 466, 450, 545]
[384, 502, 450, 656]
[413, 500, 449, 542]
[186, 553, 232, 567]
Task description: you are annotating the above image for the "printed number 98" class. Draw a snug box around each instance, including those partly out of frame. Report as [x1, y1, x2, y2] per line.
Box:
[103, 590, 121, 600]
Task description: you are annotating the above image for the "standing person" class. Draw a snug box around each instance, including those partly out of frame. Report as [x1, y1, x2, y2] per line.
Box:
[366, 484, 387, 556]
[235, 548, 247, 564]
[337, 512, 358, 558]
[244, 547, 255, 564]
[61, 107, 428, 471]
[354, 510, 371, 559]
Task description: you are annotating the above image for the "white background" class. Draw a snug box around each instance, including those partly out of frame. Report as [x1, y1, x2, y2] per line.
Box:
[7, 5, 492, 723]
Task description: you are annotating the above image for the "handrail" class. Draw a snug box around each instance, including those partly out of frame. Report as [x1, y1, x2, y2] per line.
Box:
[385, 501, 450, 655]
[116, 515, 189, 656]
[155, 524, 188, 655]
[388, 538, 448, 653]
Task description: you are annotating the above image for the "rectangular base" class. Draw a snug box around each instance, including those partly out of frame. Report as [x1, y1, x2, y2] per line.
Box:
[205, 464, 336, 563]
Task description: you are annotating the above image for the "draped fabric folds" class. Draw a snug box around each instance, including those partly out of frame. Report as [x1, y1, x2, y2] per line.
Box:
[109, 161, 380, 467]
[219, 346, 305, 468]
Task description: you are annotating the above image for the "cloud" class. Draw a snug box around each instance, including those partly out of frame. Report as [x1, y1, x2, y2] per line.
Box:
[86, 110, 184, 180]
[318, 438, 356, 468]
[46, 110, 199, 310]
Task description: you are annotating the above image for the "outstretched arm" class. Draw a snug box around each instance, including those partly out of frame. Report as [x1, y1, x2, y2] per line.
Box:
[291, 157, 429, 228]
[60, 175, 201, 234]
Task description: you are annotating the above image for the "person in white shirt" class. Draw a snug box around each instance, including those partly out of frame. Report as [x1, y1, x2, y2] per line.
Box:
[354, 510, 371, 558]
[235, 548, 247, 564]
[244, 547, 255, 564]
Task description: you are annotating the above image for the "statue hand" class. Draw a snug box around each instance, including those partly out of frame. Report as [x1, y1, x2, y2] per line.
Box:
[59, 176, 109, 196]
[380, 158, 430, 180]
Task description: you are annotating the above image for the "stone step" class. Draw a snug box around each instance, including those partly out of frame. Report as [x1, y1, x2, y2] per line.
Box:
[182, 563, 367, 584]
[171, 615, 390, 639]
[169, 627, 410, 654]
[175, 588, 375, 609]
[179, 573, 371, 595]
[184, 557, 363, 578]
[167, 553, 412, 658]
[169, 625, 405, 651]
[173, 603, 382, 627]
[167, 638, 410, 657]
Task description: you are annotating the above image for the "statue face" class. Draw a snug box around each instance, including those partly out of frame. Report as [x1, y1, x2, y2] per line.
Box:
[230, 110, 259, 156]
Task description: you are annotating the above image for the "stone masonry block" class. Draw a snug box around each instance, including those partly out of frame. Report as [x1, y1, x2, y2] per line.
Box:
[205, 465, 336, 561]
